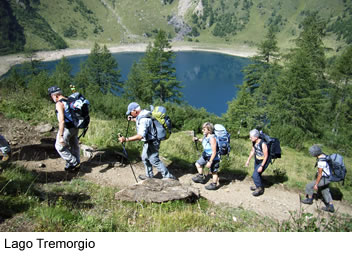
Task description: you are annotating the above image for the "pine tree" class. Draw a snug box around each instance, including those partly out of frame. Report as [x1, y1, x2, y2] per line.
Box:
[328, 46, 352, 140]
[143, 30, 183, 104]
[124, 62, 154, 103]
[228, 25, 281, 133]
[75, 43, 122, 94]
[268, 13, 327, 145]
[224, 83, 257, 134]
[257, 25, 280, 64]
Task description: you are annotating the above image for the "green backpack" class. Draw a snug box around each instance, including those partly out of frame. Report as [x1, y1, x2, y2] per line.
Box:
[150, 105, 172, 141]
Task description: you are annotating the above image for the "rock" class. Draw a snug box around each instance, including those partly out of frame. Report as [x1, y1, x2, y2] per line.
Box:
[81, 144, 95, 158]
[115, 178, 200, 203]
[38, 163, 46, 168]
[35, 123, 53, 133]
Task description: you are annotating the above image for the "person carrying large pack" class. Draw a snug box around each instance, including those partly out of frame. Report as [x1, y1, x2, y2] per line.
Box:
[301, 145, 339, 213]
[192, 122, 221, 191]
[118, 102, 176, 181]
[245, 129, 270, 197]
[48, 86, 89, 171]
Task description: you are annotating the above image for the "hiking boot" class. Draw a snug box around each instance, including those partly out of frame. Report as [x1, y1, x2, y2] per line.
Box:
[163, 175, 178, 180]
[301, 198, 313, 205]
[192, 174, 206, 184]
[205, 183, 218, 191]
[65, 161, 80, 171]
[250, 186, 257, 191]
[138, 175, 153, 180]
[252, 187, 264, 197]
[321, 204, 335, 213]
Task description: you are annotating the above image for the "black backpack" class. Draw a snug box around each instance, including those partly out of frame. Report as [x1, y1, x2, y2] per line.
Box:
[62, 92, 90, 138]
[259, 131, 282, 162]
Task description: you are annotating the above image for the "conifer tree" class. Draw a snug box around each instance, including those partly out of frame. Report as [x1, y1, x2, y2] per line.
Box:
[143, 30, 183, 104]
[328, 46, 352, 140]
[75, 43, 122, 94]
[227, 25, 281, 133]
[268, 13, 327, 145]
[124, 62, 154, 103]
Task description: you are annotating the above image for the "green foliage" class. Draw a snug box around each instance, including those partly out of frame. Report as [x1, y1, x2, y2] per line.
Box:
[0, 0, 26, 55]
[52, 57, 73, 89]
[278, 210, 352, 232]
[75, 43, 122, 95]
[124, 30, 183, 104]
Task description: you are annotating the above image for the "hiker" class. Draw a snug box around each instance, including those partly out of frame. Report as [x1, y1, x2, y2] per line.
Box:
[0, 134, 11, 162]
[245, 129, 270, 196]
[192, 122, 221, 190]
[118, 102, 176, 180]
[301, 145, 335, 213]
[48, 86, 80, 171]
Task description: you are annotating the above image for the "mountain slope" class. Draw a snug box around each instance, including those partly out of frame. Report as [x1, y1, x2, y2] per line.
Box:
[1, 0, 351, 54]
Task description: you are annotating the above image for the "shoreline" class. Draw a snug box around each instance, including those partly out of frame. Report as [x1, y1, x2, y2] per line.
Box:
[0, 43, 257, 77]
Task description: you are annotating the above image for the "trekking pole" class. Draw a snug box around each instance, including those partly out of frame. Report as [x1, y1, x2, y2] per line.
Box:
[193, 130, 199, 151]
[118, 132, 138, 183]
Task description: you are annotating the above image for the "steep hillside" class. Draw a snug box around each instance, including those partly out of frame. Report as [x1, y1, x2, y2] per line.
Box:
[1, 0, 351, 54]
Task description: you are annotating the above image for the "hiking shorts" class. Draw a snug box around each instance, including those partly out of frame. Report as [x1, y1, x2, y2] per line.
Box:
[196, 153, 220, 173]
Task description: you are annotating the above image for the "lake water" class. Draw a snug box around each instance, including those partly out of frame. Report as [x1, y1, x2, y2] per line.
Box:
[42, 51, 251, 115]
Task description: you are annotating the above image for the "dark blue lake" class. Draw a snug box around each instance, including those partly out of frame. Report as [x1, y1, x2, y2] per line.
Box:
[42, 51, 251, 116]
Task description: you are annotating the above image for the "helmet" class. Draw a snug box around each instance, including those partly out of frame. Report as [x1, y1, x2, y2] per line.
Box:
[48, 86, 62, 95]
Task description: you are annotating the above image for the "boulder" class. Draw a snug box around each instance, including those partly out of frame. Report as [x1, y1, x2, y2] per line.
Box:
[115, 178, 200, 203]
[35, 123, 53, 133]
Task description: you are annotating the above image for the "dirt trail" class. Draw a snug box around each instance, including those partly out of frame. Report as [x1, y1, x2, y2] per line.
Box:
[2, 114, 352, 222]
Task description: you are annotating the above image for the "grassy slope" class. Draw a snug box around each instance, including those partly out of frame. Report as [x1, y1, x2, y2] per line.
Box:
[7, 0, 348, 53]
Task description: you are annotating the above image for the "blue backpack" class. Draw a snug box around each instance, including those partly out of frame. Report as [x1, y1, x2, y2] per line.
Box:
[319, 154, 347, 183]
[214, 124, 231, 157]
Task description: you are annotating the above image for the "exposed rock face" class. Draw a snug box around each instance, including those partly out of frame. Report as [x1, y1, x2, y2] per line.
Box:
[115, 178, 200, 203]
[168, 15, 192, 41]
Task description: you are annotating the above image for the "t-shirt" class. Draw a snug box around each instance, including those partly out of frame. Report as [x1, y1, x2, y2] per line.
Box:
[317, 155, 331, 177]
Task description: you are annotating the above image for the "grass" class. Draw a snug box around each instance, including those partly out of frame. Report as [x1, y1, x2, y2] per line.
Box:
[0, 162, 277, 231]
[1, 161, 351, 232]
[6, 0, 349, 54]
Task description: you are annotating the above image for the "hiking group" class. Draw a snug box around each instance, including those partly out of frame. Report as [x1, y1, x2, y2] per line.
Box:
[1, 85, 346, 214]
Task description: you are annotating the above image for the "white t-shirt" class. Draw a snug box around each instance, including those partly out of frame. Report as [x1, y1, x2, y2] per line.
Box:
[317, 156, 331, 177]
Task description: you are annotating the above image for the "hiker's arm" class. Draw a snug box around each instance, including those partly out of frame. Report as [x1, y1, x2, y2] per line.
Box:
[258, 143, 269, 173]
[314, 168, 323, 191]
[245, 147, 255, 167]
[56, 102, 65, 145]
[206, 137, 217, 168]
[119, 134, 142, 143]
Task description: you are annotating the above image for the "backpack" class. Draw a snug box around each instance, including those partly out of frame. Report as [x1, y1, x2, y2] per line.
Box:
[214, 124, 231, 156]
[63, 92, 90, 138]
[319, 154, 347, 183]
[259, 131, 282, 162]
[150, 105, 172, 141]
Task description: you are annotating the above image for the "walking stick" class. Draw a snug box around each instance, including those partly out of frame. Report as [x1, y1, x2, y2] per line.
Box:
[193, 130, 199, 152]
[118, 119, 138, 183]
